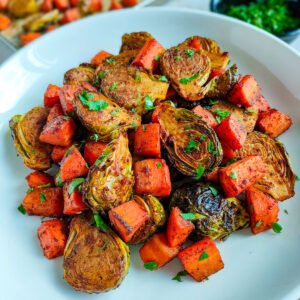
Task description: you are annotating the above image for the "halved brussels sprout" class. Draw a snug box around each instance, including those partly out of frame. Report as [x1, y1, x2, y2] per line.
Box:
[170, 183, 249, 240]
[73, 91, 141, 141]
[25, 9, 59, 32]
[64, 63, 95, 86]
[82, 132, 134, 212]
[235, 131, 295, 201]
[157, 105, 223, 176]
[9, 107, 52, 170]
[128, 195, 166, 244]
[63, 214, 130, 293]
[120, 31, 153, 53]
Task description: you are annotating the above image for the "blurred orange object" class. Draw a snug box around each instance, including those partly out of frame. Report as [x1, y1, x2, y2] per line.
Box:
[42, 0, 53, 12]
[123, 0, 138, 6]
[54, 0, 70, 10]
[20, 32, 42, 46]
[60, 8, 81, 24]
[0, 0, 8, 10]
[111, 0, 123, 9]
[0, 13, 11, 31]
[46, 25, 57, 32]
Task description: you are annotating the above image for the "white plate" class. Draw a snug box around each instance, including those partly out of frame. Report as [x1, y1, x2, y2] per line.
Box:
[0, 7, 299, 300]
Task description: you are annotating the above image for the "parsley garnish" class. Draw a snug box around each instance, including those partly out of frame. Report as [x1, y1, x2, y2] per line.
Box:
[272, 222, 282, 233]
[18, 204, 26, 215]
[64, 116, 70, 121]
[213, 110, 230, 121]
[37, 183, 51, 188]
[180, 213, 195, 220]
[93, 76, 99, 85]
[200, 135, 206, 140]
[145, 95, 156, 110]
[226, 157, 237, 165]
[99, 70, 109, 79]
[175, 56, 181, 61]
[255, 220, 262, 227]
[142, 125, 146, 131]
[93, 213, 108, 231]
[284, 209, 288, 215]
[250, 204, 254, 214]
[196, 165, 205, 179]
[40, 193, 46, 203]
[159, 75, 168, 82]
[95, 153, 108, 165]
[110, 107, 121, 115]
[230, 171, 237, 179]
[135, 73, 142, 82]
[295, 174, 299, 181]
[209, 99, 218, 105]
[132, 108, 136, 112]
[157, 162, 162, 168]
[79, 89, 109, 111]
[68, 178, 85, 195]
[208, 141, 214, 152]
[64, 145, 77, 157]
[244, 109, 257, 114]
[154, 55, 161, 61]
[144, 261, 158, 270]
[99, 241, 109, 252]
[209, 186, 218, 196]
[92, 133, 99, 141]
[185, 139, 198, 153]
[110, 82, 118, 91]
[199, 251, 209, 261]
[172, 271, 188, 282]
[164, 100, 175, 107]
[106, 58, 114, 64]
[180, 73, 199, 85]
[186, 49, 194, 57]
[27, 187, 35, 194]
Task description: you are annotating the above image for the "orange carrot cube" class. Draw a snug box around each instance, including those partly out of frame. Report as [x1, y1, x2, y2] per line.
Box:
[0, 13, 11, 30]
[20, 32, 42, 46]
[59, 85, 81, 114]
[84, 140, 107, 166]
[47, 103, 64, 124]
[90, 50, 112, 66]
[26, 171, 54, 188]
[44, 84, 61, 108]
[192, 105, 218, 129]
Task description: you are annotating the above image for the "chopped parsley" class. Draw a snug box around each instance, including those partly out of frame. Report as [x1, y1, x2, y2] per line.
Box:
[106, 58, 114, 64]
[154, 55, 161, 61]
[92, 133, 99, 141]
[27, 187, 35, 194]
[110, 107, 121, 115]
[209, 99, 219, 105]
[272, 222, 282, 233]
[37, 183, 51, 188]
[68, 178, 85, 195]
[64, 145, 77, 157]
[172, 271, 188, 282]
[110, 82, 118, 91]
[226, 157, 237, 165]
[208, 141, 214, 152]
[157, 162, 162, 168]
[99, 241, 109, 252]
[93, 76, 99, 85]
[230, 171, 237, 179]
[185, 139, 198, 153]
[142, 125, 146, 131]
[244, 109, 257, 114]
[159, 75, 168, 82]
[180, 73, 199, 85]
[284, 209, 288, 215]
[209, 186, 218, 196]
[93, 213, 108, 231]
[175, 56, 181, 61]
[250, 204, 254, 214]
[79, 89, 109, 111]
[200, 135, 206, 141]
[63, 116, 70, 121]
[199, 251, 209, 261]
[40, 193, 46, 203]
[99, 70, 109, 79]
[164, 100, 175, 107]
[145, 95, 156, 111]
[196, 165, 205, 179]
[181, 213, 195, 220]
[95, 153, 108, 165]
[135, 73, 142, 82]
[295, 175, 299, 181]
[213, 110, 230, 121]
[132, 108, 136, 112]
[255, 220, 262, 228]
[186, 49, 194, 57]
[144, 261, 158, 270]
[18, 204, 26, 215]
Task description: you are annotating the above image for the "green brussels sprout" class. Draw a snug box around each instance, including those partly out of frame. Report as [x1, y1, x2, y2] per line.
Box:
[9, 107, 52, 170]
[64, 63, 96, 86]
[157, 105, 223, 177]
[170, 183, 250, 240]
[82, 132, 134, 213]
[235, 131, 295, 201]
[63, 214, 130, 293]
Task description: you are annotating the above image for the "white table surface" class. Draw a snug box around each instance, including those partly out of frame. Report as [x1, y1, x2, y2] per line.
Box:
[147, 0, 300, 52]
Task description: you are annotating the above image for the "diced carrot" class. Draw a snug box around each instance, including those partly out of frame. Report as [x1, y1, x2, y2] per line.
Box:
[40, 115, 76, 147]
[42, 0, 53, 12]
[60, 7, 80, 24]
[108, 200, 150, 242]
[70, 0, 78, 5]
[88, 0, 102, 11]
[63, 180, 88, 215]
[151, 102, 171, 123]
[221, 141, 236, 159]
[132, 38, 165, 73]
[178, 238, 224, 282]
[192, 105, 218, 129]
[60, 147, 89, 182]
[257, 108, 292, 138]
[54, 0, 69, 10]
[189, 36, 201, 50]
[110, 0, 123, 9]
[247, 95, 270, 113]
[90, 50, 112, 66]
[219, 155, 265, 197]
[228, 75, 262, 107]
[0, 0, 8, 10]
[247, 187, 279, 234]
[80, 82, 98, 92]
[205, 168, 219, 183]
[46, 25, 56, 32]
[51, 142, 75, 163]
[215, 115, 247, 150]
[209, 69, 225, 81]
[47, 103, 64, 124]
[84, 140, 107, 166]
[37, 220, 68, 259]
[134, 123, 161, 158]
[167, 207, 194, 247]
[20, 32, 42, 46]
[59, 85, 82, 114]
[165, 86, 177, 99]
[26, 171, 54, 188]
[44, 84, 61, 108]
[133, 159, 171, 197]
[23, 187, 64, 217]
[122, 0, 138, 6]
[0, 13, 11, 30]
[139, 232, 181, 268]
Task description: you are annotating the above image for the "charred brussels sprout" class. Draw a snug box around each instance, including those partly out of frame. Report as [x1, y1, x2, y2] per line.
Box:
[157, 105, 223, 176]
[82, 132, 134, 213]
[235, 131, 295, 201]
[120, 32, 154, 53]
[64, 63, 95, 86]
[63, 214, 130, 293]
[170, 183, 249, 240]
[9, 107, 52, 170]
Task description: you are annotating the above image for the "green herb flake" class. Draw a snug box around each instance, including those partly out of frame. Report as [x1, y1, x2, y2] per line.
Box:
[180, 213, 195, 220]
[209, 99, 219, 105]
[172, 270, 188, 282]
[175, 56, 181, 61]
[216, 116, 221, 124]
[110, 82, 119, 91]
[79, 89, 109, 112]
[284, 209, 288, 215]
[208, 141, 214, 152]
[99, 70, 109, 79]
[64, 116, 70, 120]
[255, 220, 262, 228]
[230, 171, 238, 179]
[185, 139, 198, 153]
[272, 222, 282, 233]
[27, 187, 35, 194]
[213, 110, 230, 121]
[142, 125, 146, 131]
[40, 193, 46, 203]
[157, 162, 162, 168]
[30, 151, 35, 154]
[200, 135, 206, 141]
[40, 216, 45, 220]
[180, 73, 199, 85]
[144, 261, 158, 270]
[208, 186, 218, 196]
[18, 204, 27, 215]
[92, 133, 99, 141]
[95, 153, 108, 165]
[68, 178, 85, 195]
[110, 107, 121, 115]
[159, 75, 168, 82]
[186, 49, 194, 57]
[132, 108, 136, 112]
[196, 165, 205, 179]
[244, 109, 257, 114]
[93, 76, 99, 85]
[154, 55, 161, 61]
[106, 58, 114, 64]
[199, 251, 209, 261]
[135, 73, 142, 82]
[67, 111, 76, 117]
[226, 157, 237, 165]
[93, 213, 108, 231]
[99, 241, 109, 252]
[264, 131, 269, 135]
[250, 204, 254, 214]
[145, 95, 156, 111]
[57, 182, 64, 187]
[37, 183, 51, 188]
[295, 175, 299, 181]
[164, 100, 175, 107]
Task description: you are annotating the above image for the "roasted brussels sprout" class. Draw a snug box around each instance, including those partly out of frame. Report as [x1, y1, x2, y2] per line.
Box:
[25, 9, 59, 32]
[73, 91, 141, 141]
[235, 131, 295, 201]
[120, 32, 153, 53]
[9, 107, 52, 170]
[170, 183, 249, 240]
[8, 0, 39, 17]
[128, 195, 166, 244]
[64, 63, 95, 86]
[82, 132, 134, 213]
[63, 214, 130, 293]
[157, 105, 223, 176]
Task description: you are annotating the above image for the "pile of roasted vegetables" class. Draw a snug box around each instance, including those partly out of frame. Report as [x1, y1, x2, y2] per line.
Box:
[10, 31, 296, 293]
[0, 0, 141, 47]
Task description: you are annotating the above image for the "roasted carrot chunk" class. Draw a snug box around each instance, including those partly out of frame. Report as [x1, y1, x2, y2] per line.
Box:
[84, 140, 107, 166]
[54, 0, 69, 10]
[139, 232, 181, 269]
[257, 108, 292, 138]
[40, 115, 76, 147]
[134, 123, 161, 158]
[90, 50, 112, 66]
[209, 69, 225, 80]
[80, 82, 98, 92]
[133, 159, 171, 197]
[178, 238, 224, 282]
[47, 103, 64, 124]
[247, 187, 279, 234]
[37, 220, 68, 259]
[205, 168, 219, 183]
[60, 7, 80, 24]
[108, 200, 150, 242]
[123, 0, 138, 6]
[60, 147, 89, 182]
[151, 102, 172, 123]
[63, 180, 88, 215]
[44, 84, 61, 108]
[46, 25, 56, 32]
[167, 207, 195, 247]
[51, 142, 75, 163]
[23, 187, 64, 217]
[215, 115, 247, 150]
[246, 95, 270, 113]
[42, 0, 53, 12]
[20, 32, 42, 46]
[228, 75, 262, 107]
[86, 0, 102, 11]
[59, 85, 81, 114]
[221, 142, 236, 159]
[0, 0, 8, 10]
[70, 0, 78, 5]
[192, 105, 218, 129]
[132, 38, 165, 72]
[219, 155, 265, 197]
[26, 171, 54, 188]
[0, 13, 11, 30]
[110, 0, 123, 9]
